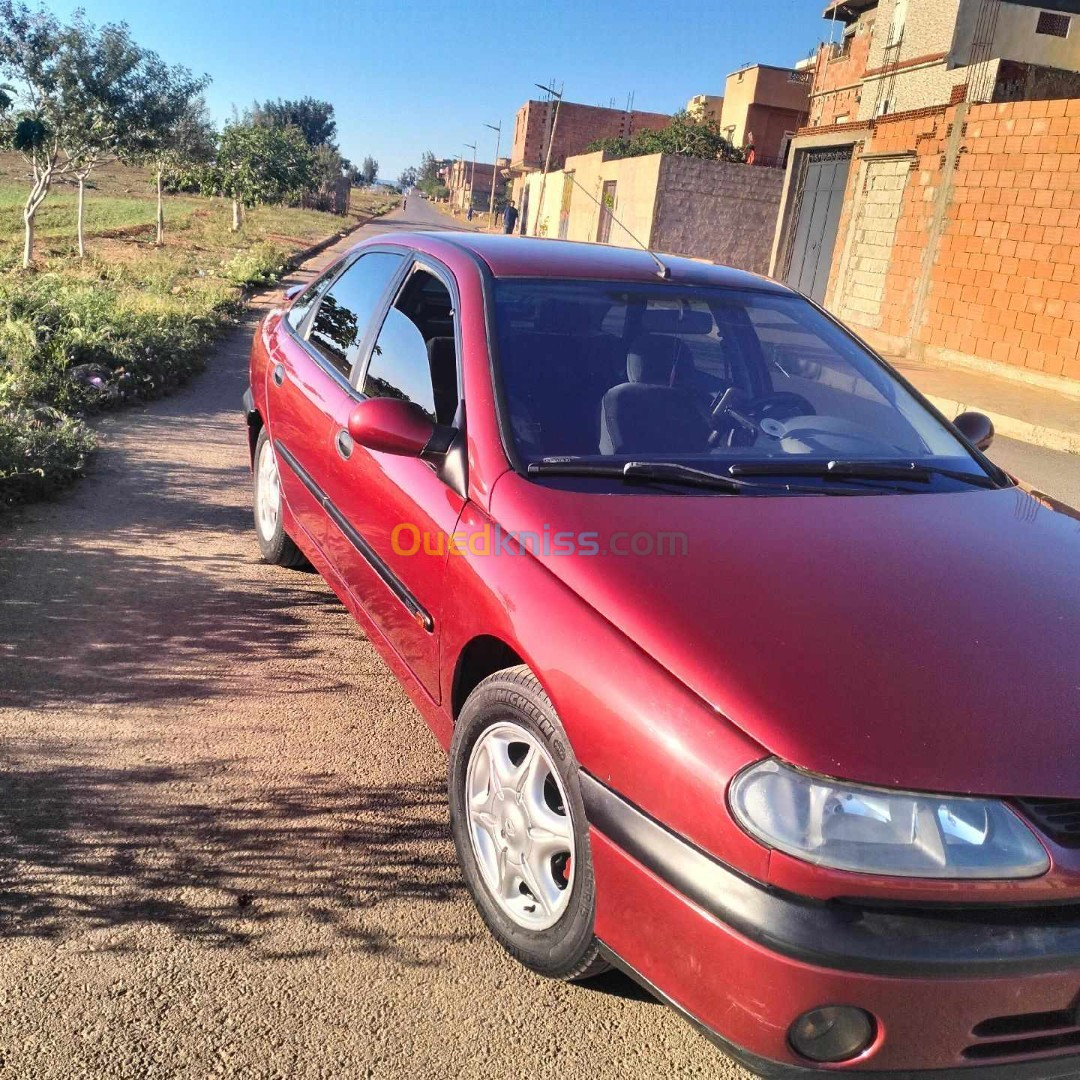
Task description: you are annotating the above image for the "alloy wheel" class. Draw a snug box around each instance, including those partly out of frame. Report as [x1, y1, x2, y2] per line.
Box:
[465, 721, 575, 931]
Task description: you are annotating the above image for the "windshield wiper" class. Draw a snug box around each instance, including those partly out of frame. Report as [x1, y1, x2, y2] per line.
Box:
[526, 459, 855, 495]
[528, 459, 745, 492]
[728, 460, 1000, 489]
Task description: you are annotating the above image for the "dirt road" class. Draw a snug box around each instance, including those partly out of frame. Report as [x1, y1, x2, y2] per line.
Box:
[0, 205, 748, 1080]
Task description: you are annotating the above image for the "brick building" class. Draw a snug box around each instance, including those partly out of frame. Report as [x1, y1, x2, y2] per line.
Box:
[772, 0, 1080, 313]
[506, 98, 671, 219]
[445, 157, 508, 213]
[718, 63, 812, 164]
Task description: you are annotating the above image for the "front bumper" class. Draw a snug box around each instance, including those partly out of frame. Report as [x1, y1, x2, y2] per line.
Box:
[582, 773, 1080, 1077]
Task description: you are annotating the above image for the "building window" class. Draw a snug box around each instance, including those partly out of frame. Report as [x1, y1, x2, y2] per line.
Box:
[840, 27, 855, 57]
[888, 0, 907, 46]
[1036, 11, 1070, 37]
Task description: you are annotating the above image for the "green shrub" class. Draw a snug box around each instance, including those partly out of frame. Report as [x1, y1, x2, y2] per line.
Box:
[222, 242, 290, 288]
[0, 406, 96, 505]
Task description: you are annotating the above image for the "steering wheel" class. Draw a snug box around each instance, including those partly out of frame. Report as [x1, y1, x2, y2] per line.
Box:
[709, 389, 816, 447]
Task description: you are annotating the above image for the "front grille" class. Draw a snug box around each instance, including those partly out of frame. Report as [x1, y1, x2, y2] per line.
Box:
[965, 1007, 1080, 1061]
[1016, 798, 1080, 847]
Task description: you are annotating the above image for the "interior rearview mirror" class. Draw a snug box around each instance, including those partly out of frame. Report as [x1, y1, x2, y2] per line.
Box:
[952, 411, 994, 452]
[348, 397, 437, 457]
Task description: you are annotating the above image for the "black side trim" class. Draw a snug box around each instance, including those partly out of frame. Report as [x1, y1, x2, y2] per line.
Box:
[242, 387, 257, 421]
[600, 943, 1080, 1080]
[581, 772, 1080, 979]
[274, 440, 434, 633]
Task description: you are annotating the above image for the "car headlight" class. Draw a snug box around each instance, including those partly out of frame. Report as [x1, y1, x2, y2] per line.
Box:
[730, 759, 1049, 879]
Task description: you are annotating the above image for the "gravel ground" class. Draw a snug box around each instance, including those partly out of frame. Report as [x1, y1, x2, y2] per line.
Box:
[0, 205, 750, 1080]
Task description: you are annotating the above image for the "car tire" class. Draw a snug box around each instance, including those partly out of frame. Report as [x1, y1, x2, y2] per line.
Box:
[252, 428, 307, 569]
[449, 665, 609, 981]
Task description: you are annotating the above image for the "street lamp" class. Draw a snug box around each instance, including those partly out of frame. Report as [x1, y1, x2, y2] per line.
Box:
[483, 121, 501, 223]
[533, 82, 563, 238]
[464, 142, 477, 218]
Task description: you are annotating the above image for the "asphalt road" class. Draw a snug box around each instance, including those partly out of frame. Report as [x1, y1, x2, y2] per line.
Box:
[0, 202, 1076, 1080]
[0, 204, 750, 1080]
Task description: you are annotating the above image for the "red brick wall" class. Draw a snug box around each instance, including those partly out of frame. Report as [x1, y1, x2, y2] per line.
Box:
[808, 17, 874, 128]
[827, 98, 1080, 383]
[510, 100, 671, 171]
[923, 99, 1080, 380]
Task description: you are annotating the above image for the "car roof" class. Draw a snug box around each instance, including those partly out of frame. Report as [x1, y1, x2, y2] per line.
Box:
[376, 231, 793, 293]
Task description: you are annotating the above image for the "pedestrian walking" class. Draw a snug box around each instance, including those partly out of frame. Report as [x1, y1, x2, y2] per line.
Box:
[503, 201, 519, 235]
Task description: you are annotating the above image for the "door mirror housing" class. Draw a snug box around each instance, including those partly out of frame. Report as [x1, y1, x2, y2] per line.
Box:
[953, 411, 994, 451]
[348, 397, 437, 457]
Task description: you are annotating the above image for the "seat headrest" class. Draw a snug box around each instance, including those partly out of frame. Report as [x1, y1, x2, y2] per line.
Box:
[626, 334, 694, 385]
[427, 336, 456, 367]
[640, 308, 714, 335]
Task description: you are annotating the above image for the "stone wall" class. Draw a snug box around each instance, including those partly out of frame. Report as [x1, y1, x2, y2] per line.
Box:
[652, 157, 785, 275]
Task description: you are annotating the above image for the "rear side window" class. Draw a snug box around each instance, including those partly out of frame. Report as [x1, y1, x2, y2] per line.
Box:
[307, 251, 404, 375]
[286, 264, 337, 330]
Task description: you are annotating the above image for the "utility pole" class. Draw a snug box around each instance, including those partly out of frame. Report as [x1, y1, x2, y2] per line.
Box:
[464, 142, 477, 217]
[484, 121, 501, 223]
[533, 82, 563, 238]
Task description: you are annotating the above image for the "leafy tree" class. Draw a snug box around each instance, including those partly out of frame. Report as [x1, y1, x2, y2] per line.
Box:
[585, 110, 744, 164]
[204, 121, 316, 231]
[252, 96, 336, 150]
[415, 150, 451, 199]
[398, 165, 417, 190]
[62, 22, 210, 255]
[0, 1, 81, 267]
[311, 143, 345, 188]
[57, 15, 147, 256]
[360, 154, 378, 186]
[128, 84, 215, 246]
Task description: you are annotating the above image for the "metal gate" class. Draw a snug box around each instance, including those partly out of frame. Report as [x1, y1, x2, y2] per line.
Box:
[596, 180, 617, 244]
[558, 171, 574, 239]
[782, 147, 852, 305]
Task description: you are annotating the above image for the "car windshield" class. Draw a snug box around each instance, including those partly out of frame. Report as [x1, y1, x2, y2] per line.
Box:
[492, 279, 994, 490]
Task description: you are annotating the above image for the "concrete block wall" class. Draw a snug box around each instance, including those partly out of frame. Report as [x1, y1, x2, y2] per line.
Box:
[652, 158, 785, 275]
[835, 157, 912, 328]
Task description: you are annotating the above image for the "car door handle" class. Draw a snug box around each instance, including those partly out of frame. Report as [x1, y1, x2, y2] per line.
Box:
[336, 430, 353, 460]
[272, 364, 285, 386]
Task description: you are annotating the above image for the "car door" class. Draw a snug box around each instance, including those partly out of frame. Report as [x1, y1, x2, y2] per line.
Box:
[320, 258, 467, 700]
[265, 248, 406, 561]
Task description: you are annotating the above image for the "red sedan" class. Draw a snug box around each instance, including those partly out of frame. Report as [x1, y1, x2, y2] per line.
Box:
[244, 232, 1080, 1077]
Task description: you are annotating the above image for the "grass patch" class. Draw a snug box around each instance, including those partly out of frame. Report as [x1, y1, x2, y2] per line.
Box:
[0, 156, 399, 507]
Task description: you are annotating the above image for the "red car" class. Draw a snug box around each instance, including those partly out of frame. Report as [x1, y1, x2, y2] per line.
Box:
[245, 232, 1080, 1077]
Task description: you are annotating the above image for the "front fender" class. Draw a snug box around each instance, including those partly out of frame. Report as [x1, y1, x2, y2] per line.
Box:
[439, 500, 769, 878]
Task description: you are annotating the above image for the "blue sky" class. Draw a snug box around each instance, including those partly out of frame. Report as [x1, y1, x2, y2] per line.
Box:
[49, 0, 832, 181]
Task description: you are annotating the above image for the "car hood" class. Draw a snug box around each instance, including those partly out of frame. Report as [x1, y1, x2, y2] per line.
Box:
[490, 473, 1080, 798]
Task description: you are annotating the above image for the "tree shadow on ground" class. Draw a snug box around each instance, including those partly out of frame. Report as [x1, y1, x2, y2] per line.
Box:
[0, 753, 468, 962]
[0, 533, 355, 709]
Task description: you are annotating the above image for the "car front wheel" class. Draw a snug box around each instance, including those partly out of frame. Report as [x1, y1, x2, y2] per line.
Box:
[449, 665, 608, 980]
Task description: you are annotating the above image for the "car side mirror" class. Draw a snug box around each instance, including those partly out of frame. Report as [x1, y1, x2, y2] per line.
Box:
[348, 397, 437, 457]
[283, 283, 305, 301]
[953, 411, 994, 452]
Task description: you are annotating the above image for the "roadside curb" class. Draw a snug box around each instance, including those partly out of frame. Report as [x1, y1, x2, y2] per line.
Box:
[281, 211, 379, 271]
[921, 392, 1080, 455]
